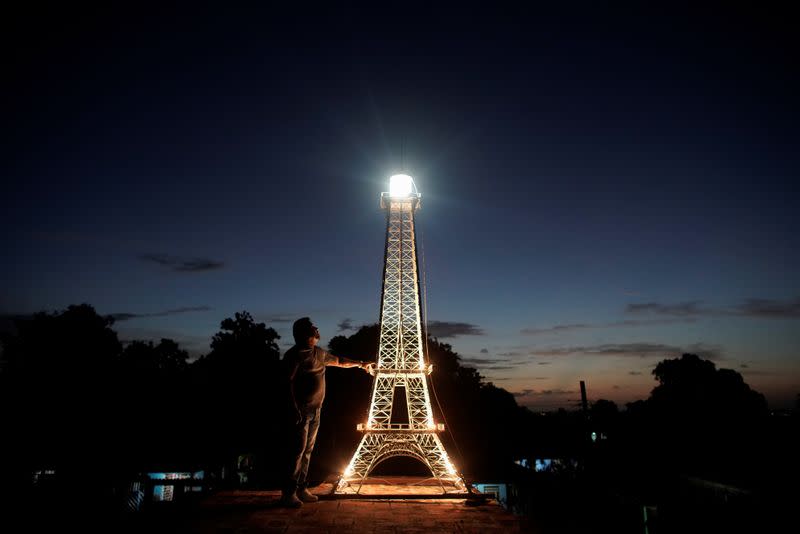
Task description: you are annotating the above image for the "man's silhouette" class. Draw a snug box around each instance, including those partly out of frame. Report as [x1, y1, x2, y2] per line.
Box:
[281, 317, 372, 507]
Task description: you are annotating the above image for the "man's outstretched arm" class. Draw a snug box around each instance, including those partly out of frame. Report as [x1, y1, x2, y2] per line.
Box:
[327, 355, 373, 373]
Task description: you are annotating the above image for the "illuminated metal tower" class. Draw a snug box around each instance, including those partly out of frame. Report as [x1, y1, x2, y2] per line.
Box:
[337, 174, 465, 493]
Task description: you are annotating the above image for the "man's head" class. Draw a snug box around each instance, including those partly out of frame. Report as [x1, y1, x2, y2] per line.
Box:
[293, 317, 320, 347]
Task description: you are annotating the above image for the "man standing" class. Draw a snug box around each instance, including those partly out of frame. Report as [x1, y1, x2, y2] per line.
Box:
[281, 317, 373, 507]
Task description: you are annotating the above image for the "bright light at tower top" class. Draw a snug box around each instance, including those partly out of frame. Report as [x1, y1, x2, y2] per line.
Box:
[389, 174, 416, 197]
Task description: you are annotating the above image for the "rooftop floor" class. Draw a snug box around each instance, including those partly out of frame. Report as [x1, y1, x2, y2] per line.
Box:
[143, 477, 532, 533]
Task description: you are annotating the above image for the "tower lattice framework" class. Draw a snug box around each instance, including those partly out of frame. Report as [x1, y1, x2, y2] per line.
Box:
[337, 184, 465, 493]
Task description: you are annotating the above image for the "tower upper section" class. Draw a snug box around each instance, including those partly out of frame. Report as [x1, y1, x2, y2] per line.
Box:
[376, 174, 424, 372]
[380, 174, 421, 211]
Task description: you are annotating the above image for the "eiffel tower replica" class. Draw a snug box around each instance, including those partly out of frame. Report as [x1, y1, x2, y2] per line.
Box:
[336, 174, 466, 494]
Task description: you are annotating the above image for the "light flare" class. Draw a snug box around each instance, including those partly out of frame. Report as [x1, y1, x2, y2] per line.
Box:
[389, 174, 414, 197]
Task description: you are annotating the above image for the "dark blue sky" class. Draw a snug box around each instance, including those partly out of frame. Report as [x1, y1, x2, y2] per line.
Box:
[4, 4, 798, 408]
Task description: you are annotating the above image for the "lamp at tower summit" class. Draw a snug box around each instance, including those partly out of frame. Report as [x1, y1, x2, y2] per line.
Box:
[336, 173, 466, 494]
[388, 173, 415, 197]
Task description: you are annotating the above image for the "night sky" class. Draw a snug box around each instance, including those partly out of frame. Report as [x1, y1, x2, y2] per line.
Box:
[4, 4, 798, 409]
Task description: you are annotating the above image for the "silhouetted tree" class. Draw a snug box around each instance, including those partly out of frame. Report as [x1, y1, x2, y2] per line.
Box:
[119, 338, 188, 376]
[207, 311, 280, 364]
[649, 353, 767, 418]
[0, 304, 123, 500]
[624, 399, 648, 414]
[324, 326, 530, 479]
[319, 325, 379, 478]
[0, 304, 121, 383]
[113, 338, 193, 471]
[591, 399, 619, 419]
[190, 311, 282, 482]
[615, 353, 772, 487]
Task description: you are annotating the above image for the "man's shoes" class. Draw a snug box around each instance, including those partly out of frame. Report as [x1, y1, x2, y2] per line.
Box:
[279, 492, 303, 508]
[297, 488, 319, 503]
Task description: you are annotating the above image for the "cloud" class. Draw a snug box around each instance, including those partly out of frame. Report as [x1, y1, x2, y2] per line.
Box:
[522, 296, 800, 337]
[521, 323, 591, 334]
[740, 363, 749, 368]
[110, 306, 211, 322]
[537, 361, 551, 365]
[140, 253, 224, 272]
[534, 376, 548, 380]
[461, 357, 512, 366]
[513, 388, 576, 399]
[626, 297, 800, 319]
[480, 348, 489, 354]
[266, 316, 295, 324]
[461, 356, 525, 372]
[614, 319, 696, 327]
[628, 371, 643, 375]
[427, 321, 484, 338]
[612, 385, 622, 389]
[737, 297, 800, 318]
[530, 342, 723, 360]
[337, 318, 355, 332]
[522, 318, 695, 335]
[625, 301, 705, 316]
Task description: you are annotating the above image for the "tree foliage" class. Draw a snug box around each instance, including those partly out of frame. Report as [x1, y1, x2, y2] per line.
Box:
[207, 311, 280, 364]
[0, 307, 777, 495]
[649, 353, 767, 418]
[120, 338, 189, 376]
[1, 303, 121, 385]
[324, 326, 529, 478]
[0, 304, 123, 498]
[189, 311, 284, 482]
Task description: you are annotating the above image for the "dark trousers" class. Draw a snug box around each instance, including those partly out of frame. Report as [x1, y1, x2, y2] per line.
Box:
[285, 406, 321, 494]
